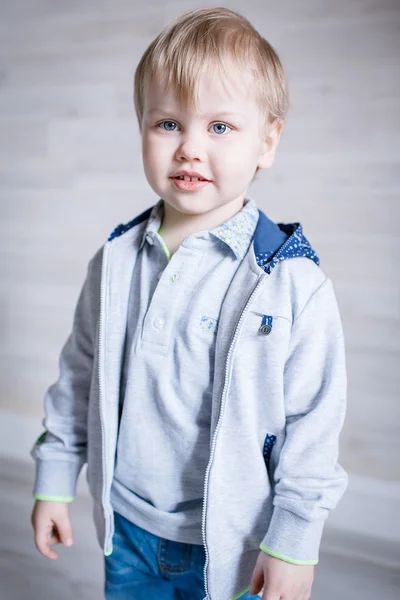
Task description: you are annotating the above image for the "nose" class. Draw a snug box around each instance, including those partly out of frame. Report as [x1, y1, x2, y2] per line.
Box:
[175, 130, 206, 163]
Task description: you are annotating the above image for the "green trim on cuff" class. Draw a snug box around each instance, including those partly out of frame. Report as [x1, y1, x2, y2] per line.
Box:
[105, 547, 113, 557]
[33, 494, 75, 503]
[260, 544, 318, 566]
[228, 585, 251, 600]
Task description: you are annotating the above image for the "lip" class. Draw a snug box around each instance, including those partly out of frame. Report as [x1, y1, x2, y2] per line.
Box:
[171, 178, 211, 192]
[171, 170, 210, 181]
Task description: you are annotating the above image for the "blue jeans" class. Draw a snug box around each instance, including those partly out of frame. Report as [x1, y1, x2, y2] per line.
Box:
[104, 511, 258, 599]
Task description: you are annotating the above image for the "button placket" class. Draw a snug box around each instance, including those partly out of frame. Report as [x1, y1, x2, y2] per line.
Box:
[141, 247, 199, 349]
[153, 316, 165, 330]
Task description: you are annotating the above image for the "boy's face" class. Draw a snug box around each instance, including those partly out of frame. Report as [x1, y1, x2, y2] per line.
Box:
[141, 67, 282, 217]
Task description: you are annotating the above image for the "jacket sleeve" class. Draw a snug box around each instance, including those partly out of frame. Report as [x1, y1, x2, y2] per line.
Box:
[260, 275, 348, 565]
[30, 249, 102, 502]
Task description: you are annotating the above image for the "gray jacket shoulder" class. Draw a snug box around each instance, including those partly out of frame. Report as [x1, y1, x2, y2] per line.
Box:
[267, 257, 333, 321]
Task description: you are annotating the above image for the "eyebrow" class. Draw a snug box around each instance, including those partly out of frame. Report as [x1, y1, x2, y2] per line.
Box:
[147, 108, 244, 119]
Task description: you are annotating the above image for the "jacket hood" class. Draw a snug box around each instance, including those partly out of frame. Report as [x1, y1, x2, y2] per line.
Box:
[254, 210, 320, 273]
[108, 205, 320, 273]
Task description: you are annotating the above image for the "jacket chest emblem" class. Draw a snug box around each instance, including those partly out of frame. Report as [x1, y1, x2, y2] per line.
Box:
[258, 315, 274, 336]
[200, 315, 219, 334]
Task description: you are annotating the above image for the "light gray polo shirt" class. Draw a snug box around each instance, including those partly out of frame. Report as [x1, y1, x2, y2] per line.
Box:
[111, 196, 259, 544]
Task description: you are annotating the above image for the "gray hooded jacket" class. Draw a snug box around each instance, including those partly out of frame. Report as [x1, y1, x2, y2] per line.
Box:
[31, 201, 348, 600]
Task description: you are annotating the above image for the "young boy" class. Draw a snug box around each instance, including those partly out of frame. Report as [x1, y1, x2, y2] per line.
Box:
[31, 7, 348, 600]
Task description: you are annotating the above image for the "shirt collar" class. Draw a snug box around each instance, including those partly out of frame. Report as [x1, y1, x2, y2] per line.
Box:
[139, 197, 259, 260]
[209, 197, 259, 259]
[138, 199, 164, 252]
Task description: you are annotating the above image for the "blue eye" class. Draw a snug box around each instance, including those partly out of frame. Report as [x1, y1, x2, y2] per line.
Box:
[212, 123, 231, 135]
[159, 121, 179, 131]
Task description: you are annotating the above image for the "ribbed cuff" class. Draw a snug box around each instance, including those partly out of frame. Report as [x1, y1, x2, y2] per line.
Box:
[33, 459, 82, 499]
[260, 506, 325, 565]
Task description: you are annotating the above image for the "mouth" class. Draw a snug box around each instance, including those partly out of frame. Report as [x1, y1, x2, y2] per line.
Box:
[170, 177, 211, 192]
[171, 175, 210, 182]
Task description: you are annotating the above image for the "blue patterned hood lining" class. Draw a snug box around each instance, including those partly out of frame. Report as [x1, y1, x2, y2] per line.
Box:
[253, 211, 319, 273]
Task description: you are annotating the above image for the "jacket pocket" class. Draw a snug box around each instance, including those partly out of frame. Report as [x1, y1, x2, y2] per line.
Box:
[263, 433, 277, 470]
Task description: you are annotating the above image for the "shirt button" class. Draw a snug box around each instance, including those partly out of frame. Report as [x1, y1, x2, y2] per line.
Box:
[153, 317, 165, 330]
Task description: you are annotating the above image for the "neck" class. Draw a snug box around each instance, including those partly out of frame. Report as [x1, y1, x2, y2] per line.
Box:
[159, 196, 247, 247]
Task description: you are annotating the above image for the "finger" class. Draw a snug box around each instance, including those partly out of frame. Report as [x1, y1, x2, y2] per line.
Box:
[48, 528, 62, 546]
[260, 589, 281, 600]
[55, 517, 74, 547]
[294, 588, 312, 600]
[249, 568, 264, 595]
[250, 586, 264, 598]
[35, 527, 59, 560]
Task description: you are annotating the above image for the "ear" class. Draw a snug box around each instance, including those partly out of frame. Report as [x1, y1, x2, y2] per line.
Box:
[257, 120, 284, 170]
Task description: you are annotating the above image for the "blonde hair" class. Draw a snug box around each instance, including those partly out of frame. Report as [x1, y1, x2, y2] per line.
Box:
[133, 7, 288, 134]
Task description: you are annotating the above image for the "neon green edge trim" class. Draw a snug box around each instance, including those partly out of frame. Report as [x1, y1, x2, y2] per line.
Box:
[156, 227, 171, 261]
[35, 431, 47, 445]
[160, 241, 171, 260]
[228, 585, 252, 600]
[33, 495, 75, 503]
[105, 547, 113, 557]
[260, 544, 318, 565]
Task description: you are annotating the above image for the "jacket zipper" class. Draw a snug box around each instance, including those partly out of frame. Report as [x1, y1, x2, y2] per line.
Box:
[98, 243, 112, 554]
[201, 273, 268, 600]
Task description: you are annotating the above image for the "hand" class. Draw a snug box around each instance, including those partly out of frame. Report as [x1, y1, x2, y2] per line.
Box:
[249, 551, 314, 599]
[31, 500, 74, 560]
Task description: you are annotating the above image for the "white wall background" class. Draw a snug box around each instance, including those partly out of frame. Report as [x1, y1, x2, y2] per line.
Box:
[1, 0, 399, 547]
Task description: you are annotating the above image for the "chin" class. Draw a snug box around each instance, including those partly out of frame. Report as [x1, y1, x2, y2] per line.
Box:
[165, 199, 207, 215]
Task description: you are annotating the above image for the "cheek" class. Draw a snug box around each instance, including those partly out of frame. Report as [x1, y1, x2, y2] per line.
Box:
[215, 139, 259, 177]
[142, 135, 155, 163]
[143, 135, 172, 171]
[142, 138, 164, 179]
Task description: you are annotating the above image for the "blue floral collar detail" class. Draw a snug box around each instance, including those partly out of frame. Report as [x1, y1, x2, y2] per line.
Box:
[137, 197, 259, 260]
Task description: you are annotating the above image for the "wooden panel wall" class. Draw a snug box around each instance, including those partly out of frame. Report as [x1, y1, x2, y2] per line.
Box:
[1, 0, 399, 481]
